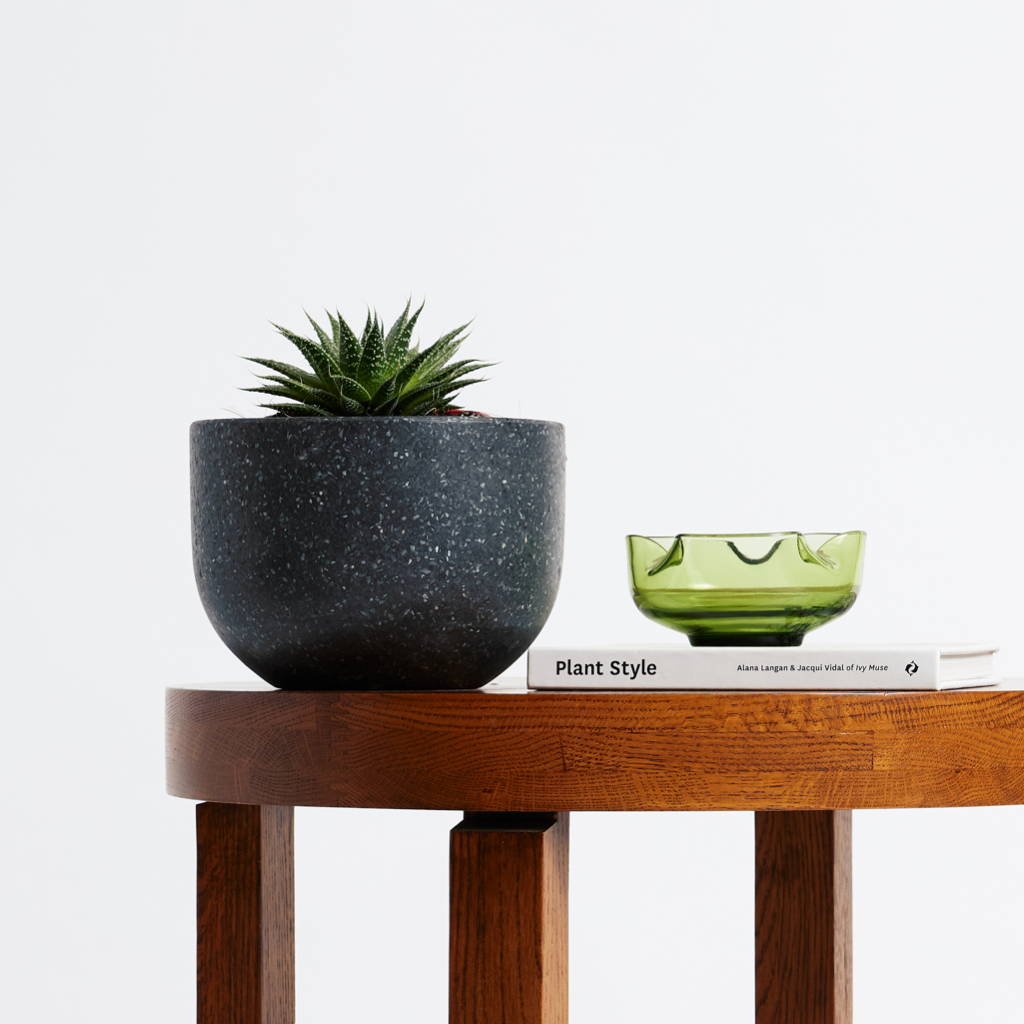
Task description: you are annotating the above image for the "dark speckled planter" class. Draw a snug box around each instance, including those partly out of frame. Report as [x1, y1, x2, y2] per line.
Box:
[190, 417, 565, 690]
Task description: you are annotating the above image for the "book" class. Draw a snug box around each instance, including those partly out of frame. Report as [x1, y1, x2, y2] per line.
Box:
[526, 644, 998, 691]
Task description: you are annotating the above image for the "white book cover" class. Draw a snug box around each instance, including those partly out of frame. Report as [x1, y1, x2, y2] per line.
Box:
[526, 644, 998, 691]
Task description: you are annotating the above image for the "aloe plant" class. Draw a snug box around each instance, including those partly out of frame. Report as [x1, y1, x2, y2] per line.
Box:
[244, 301, 492, 416]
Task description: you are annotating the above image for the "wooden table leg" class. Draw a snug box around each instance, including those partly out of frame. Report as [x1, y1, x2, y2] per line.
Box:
[197, 803, 295, 1024]
[450, 812, 569, 1024]
[755, 810, 852, 1024]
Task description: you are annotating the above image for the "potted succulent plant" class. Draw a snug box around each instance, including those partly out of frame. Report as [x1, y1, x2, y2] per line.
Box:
[191, 301, 565, 690]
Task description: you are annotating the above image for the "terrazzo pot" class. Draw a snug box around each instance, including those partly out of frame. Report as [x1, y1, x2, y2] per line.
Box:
[190, 417, 565, 689]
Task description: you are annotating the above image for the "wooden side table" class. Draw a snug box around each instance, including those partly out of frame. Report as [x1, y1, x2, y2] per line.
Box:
[166, 681, 1024, 1023]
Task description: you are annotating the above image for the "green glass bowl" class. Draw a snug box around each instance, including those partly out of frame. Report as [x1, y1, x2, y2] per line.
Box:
[627, 532, 865, 646]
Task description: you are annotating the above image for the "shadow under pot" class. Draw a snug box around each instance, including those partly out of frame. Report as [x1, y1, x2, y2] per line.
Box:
[190, 416, 565, 690]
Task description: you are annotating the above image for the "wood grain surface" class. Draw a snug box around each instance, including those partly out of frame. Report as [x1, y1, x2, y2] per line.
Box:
[755, 811, 852, 1024]
[197, 803, 294, 1024]
[167, 683, 1024, 811]
[450, 813, 569, 1024]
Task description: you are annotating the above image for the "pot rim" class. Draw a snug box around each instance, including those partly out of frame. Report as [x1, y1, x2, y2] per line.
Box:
[191, 416, 563, 428]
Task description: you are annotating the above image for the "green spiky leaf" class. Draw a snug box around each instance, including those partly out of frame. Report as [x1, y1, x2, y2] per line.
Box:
[357, 312, 387, 383]
[259, 401, 332, 417]
[244, 357, 325, 391]
[248, 376, 342, 410]
[383, 299, 412, 351]
[272, 325, 340, 386]
[305, 312, 333, 351]
[336, 310, 362, 371]
[330, 374, 373, 404]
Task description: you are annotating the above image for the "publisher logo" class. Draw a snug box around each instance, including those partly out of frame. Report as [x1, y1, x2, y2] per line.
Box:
[905, 660, 919, 677]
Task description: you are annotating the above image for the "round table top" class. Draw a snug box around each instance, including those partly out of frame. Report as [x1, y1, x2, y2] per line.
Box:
[165, 680, 1024, 812]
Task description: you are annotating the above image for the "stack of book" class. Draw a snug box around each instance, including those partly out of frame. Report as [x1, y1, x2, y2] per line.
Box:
[526, 645, 999, 691]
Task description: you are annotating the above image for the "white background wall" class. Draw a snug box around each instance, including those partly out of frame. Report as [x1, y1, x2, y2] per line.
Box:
[5, 1, 1024, 1020]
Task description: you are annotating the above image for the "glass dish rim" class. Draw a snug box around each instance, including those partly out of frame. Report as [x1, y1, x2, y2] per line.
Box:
[626, 530, 866, 541]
